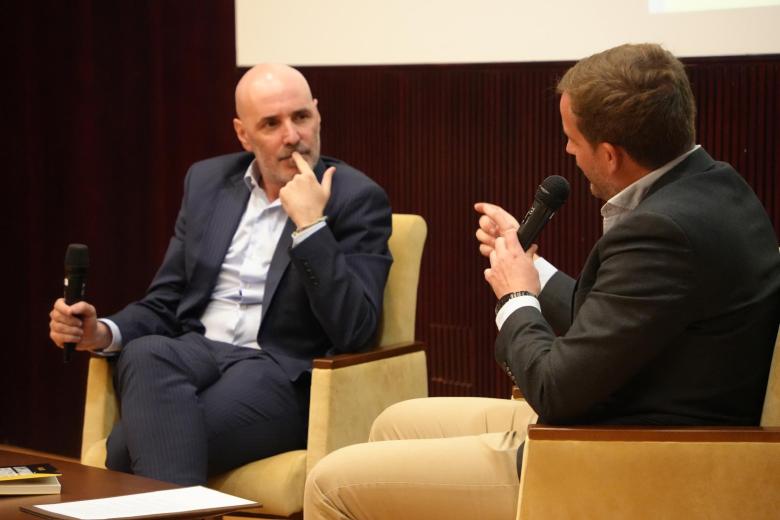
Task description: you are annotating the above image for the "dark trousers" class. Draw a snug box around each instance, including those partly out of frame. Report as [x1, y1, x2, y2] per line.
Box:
[105, 332, 310, 485]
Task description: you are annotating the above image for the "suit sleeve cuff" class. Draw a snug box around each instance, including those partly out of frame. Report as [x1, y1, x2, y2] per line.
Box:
[291, 220, 327, 248]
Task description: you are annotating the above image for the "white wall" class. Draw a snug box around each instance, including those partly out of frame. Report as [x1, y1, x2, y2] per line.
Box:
[235, 0, 780, 66]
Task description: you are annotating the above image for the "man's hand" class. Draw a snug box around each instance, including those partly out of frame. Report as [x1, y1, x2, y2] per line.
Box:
[483, 229, 541, 299]
[474, 202, 521, 257]
[48, 298, 111, 351]
[280, 151, 335, 229]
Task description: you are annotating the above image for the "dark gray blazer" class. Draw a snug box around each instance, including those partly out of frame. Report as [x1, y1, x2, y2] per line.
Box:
[497, 148, 780, 426]
[109, 152, 392, 381]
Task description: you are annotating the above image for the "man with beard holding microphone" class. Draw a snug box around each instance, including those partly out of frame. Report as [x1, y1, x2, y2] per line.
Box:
[48, 64, 392, 486]
[302, 44, 780, 520]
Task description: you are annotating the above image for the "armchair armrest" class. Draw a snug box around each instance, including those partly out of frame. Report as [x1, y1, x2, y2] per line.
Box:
[306, 341, 428, 473]
[80, 355, 119, 465]
[526, 423, 780, 441]
[518, 425, 780, 520]
[312, 341, 425, 369]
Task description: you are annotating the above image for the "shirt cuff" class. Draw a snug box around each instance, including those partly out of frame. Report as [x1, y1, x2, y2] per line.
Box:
[535, 256, 558, 291]
[495, 295, 541, 330]
[291, 220, 327, 248]
[97, 318, 123, 353]
[494, 257, 558, 330]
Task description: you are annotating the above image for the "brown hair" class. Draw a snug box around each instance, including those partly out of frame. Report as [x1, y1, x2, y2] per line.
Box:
[557, 43, 696, 170]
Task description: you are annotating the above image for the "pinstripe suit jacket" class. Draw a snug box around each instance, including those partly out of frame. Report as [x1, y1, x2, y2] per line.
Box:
[108, 151, 392, 381]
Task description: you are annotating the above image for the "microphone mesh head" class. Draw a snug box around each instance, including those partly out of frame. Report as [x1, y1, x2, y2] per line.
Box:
[536, 175, 571, 210]
[65, 243, 89, 268]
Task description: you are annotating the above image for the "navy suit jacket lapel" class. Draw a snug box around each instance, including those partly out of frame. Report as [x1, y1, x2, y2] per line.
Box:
[261, 218, 295, 316]
[260, 158, 328, 324]
[192, 174, 249, 298]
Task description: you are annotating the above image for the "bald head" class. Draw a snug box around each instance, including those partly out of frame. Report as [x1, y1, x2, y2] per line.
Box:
[232, 64, 322, 200]
[235, 64, 313, 120]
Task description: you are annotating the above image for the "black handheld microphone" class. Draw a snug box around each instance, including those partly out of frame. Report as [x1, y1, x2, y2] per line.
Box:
[63, 243, 89, 363]
[517, 175, 571, 250]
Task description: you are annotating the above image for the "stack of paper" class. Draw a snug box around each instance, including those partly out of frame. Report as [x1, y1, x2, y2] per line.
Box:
[22, 485, 259, 520]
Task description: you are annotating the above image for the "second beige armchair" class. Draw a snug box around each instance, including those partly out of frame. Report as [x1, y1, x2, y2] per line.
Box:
[516, 325, 780, 520]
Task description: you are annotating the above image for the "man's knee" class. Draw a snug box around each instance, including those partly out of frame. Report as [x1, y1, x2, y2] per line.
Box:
[305, 445, 363, 518]
[305, 448, 338, 501]
[368, 398, 430, 441]
[113, 335, 180, 393]
[105, 424, 131, 473]
[118, 335, 173, 366]
[369, 397, 498, 441]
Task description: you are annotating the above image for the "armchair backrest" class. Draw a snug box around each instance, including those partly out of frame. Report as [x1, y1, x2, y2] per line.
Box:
[305, 213, 428, 475]
[760, 326, 780, 427]
[376, 214, 428, 346]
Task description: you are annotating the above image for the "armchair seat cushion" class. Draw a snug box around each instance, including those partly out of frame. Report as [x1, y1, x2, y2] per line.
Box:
[208, 449, 307, 517]
[82, 438, 108, 470]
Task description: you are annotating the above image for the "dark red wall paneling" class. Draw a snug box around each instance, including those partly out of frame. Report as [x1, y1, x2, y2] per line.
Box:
[2, 1, 239, 456]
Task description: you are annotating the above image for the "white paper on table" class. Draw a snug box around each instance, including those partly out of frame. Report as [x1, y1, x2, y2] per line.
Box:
[31, 485, 257, 519]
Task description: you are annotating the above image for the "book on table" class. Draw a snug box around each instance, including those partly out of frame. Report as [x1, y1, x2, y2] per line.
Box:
[0, 463, 61, 495]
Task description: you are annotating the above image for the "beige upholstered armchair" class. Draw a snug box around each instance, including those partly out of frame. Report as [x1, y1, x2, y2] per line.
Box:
[515, 325, 780, 520]
[81, 213, 429, 518]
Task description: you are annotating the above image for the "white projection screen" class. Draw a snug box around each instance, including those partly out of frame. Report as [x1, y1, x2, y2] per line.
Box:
[235, 0, 780, 66]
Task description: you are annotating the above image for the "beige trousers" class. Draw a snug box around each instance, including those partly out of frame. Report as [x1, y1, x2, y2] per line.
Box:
[304, 397, 537, 520]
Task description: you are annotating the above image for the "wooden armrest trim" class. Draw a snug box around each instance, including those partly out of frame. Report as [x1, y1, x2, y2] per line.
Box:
[527, 424, 780, 442]
[312, 341, 425, 369]
[512, 386, 524, 399]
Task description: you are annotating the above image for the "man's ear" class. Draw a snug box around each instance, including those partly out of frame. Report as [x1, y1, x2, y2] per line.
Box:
[312, 98, 322, 124]
[233, 118, 251, 152]
[600, 142, 622, 175]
